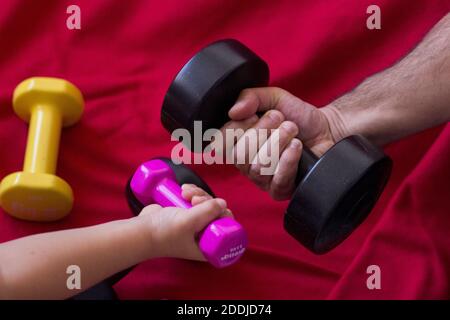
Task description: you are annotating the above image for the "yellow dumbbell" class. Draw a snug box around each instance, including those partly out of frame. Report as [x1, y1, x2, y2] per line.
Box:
[0, 77, 84, 221]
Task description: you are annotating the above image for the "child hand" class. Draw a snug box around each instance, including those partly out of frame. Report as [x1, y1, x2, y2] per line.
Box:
[136, 184, 233, 261]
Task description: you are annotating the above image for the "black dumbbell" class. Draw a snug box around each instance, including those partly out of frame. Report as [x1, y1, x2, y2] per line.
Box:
[160, 39, 392, 254]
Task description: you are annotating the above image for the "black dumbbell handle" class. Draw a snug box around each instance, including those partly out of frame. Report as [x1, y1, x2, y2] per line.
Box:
[295, 148, 318, 185]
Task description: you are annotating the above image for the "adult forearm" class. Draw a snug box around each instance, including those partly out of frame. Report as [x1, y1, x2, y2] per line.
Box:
[0, 218, 151, 299]
[324, 13, 450, 145]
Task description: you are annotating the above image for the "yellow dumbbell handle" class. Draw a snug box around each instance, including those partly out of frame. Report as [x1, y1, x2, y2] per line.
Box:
[23, 104, 62, 174]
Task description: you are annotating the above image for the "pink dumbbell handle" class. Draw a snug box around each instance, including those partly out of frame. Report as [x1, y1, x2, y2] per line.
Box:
[153, 178, 192, 209]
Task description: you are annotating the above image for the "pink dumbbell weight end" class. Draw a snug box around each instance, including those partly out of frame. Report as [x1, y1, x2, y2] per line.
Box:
[130, 160, 247, 268]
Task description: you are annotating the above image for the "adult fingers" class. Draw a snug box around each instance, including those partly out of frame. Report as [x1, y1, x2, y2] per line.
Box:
[247, 121, 299, 190]
[208, 115, 259, 158]
[234, 110, 285, 174]
[228, 87, 289, 120]
[269, 138, 302, 200]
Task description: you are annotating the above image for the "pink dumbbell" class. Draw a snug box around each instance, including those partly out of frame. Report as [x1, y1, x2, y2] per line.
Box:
[129, 159, 247, 268]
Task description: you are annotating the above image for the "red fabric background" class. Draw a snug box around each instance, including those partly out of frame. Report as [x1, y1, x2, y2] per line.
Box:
[0, 0, 449, 299]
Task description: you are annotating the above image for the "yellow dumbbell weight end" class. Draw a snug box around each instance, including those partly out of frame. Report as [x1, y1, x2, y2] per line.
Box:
[0, 77, 84, 221]
[0, 173, 73, 221]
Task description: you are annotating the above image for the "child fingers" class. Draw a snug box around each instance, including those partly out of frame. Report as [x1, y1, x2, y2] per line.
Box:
[185, 198, 228, 232]
[191, 195, 213, 206]
[220, 209, 234, 218]
[181, 184, 212, 202]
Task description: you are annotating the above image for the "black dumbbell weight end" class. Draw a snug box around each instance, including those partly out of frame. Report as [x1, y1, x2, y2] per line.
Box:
[286, 135, 392, 253]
